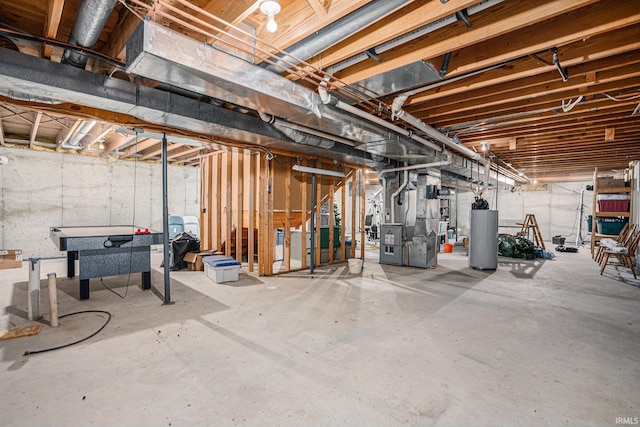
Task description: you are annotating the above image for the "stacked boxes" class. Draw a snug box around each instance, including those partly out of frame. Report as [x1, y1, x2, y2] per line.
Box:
[0, 249, 23, 270]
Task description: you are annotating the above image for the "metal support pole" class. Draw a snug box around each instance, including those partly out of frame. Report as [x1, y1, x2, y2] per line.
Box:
[577, 189, 585, 246]
[310, 173, 316, 274]
[28, 258, 41, 320]
[162, 133, 171, 303]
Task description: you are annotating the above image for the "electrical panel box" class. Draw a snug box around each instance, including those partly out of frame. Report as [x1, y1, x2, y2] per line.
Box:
[380, 224, 404, 265]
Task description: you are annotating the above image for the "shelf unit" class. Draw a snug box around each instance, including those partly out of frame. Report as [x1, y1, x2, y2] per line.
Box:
[590, 167, 634, 257]
[439, 198, 450, 221]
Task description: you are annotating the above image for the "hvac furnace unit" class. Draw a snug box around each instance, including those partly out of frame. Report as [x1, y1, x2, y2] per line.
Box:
[469, 209, 498, 270]
[380, 224, 403, 265]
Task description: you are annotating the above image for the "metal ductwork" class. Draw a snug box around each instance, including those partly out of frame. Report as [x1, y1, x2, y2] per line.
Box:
[66, 120, 97, 147]
[125, 20, 437, 164]
[330, 0, 505, 99]
[63, 0, 117, 68]
[259, 111, 334, 149]
[262, 0, 410, 74]
[0, 47, 384, 168]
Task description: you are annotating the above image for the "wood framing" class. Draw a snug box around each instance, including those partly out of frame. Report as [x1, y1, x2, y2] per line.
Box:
[248, 151, 255, 272]
[300, 160, 307, 270]
[351, 170, 357, 259]
[360, 169, 366, 259]
[285, 163, 291, 271]
[199, 150, 367, 276]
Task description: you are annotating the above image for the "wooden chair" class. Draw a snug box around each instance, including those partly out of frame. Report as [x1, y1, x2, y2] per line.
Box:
[595, 223, 635, 264]
[599, 231, 640, 279]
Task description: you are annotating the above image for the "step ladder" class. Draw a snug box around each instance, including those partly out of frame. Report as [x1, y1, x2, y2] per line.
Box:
[517, 214, 545, 250]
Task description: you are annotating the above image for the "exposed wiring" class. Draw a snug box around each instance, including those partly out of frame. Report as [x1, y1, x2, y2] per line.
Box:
[600, 91, 640, 102]
[23, 310, 112, 356]
[561, 96, 583, 112]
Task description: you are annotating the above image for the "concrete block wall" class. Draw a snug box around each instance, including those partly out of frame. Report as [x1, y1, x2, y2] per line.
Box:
[0, 147, 199, 258]
[455, 181, 593, 245]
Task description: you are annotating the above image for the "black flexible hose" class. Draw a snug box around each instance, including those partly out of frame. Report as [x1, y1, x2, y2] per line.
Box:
[23, 310, 112, 356]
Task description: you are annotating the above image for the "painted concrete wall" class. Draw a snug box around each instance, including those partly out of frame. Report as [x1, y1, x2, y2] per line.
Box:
[454, 181, 593, 244]
[0, 147, 199, 258]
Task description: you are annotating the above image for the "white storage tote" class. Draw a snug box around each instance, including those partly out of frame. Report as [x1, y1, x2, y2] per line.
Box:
[203, 255, 241, 284]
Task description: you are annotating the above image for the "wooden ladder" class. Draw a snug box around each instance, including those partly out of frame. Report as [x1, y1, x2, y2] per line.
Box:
[518, 214, 546, 250]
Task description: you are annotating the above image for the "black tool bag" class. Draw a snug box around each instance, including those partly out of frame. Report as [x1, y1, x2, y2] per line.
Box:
[164, 232, 200, 270]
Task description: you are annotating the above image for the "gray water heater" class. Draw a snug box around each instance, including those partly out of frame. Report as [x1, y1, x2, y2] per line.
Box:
[469, 209, 498, 270]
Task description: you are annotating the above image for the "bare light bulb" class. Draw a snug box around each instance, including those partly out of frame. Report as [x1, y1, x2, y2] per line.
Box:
[260, 0, 281, 33]
[98, 141, 105, 150]
[266, 14, 278, 33]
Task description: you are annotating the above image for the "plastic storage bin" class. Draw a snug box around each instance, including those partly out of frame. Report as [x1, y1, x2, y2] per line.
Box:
[596, 194, 630, 212]
[596, 217, 627, 236]
[203, 255, 241, 284]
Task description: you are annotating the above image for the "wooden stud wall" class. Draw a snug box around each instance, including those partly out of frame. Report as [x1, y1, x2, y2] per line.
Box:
[200, 150, 367, 276]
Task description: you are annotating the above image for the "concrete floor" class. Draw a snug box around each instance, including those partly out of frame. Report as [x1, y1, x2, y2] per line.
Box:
[1, 244, 639, 427]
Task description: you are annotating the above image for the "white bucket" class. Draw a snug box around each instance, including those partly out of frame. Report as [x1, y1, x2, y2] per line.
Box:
[348, 258, 363, 274]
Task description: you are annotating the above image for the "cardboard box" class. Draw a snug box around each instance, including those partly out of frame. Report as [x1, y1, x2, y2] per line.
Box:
[184, 250, 217, 271]
[597, 177, 626, 189]
[0, 249, 23, 270]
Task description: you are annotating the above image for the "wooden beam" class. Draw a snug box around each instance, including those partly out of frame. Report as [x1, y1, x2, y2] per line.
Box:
[315, 165, 322, 267]
[200, 157, 210, 250]
[86, 124, 114, 150]
[351, 171, 356, 259]
[102, 8, 144, 60]
[167, 146, 205, 160]
[336, 0, 607, 84]
[248, 151, 255, 272]
[285, 162, 291, 271]
[300, 160, 307, 269]
[360, 169, 366, 260]
[310, 0, 480, 69]
[340, 178, 346, 261]
[215, 153, 222, 251]
[122, 138, 159, 157]
[43, 0, 65, 59]
[306, 0, 328, 18]
[103, 132, 133, 154]
[225, 151, 233, 257]
[0, 118, 5, 146]
[29, 112, 42, 149]
[410, 26, 640, 106]
[267, 157, 274, 275]
[258, 154, 267, 275]
[605, 127, 615, 141]
[56, 118, 81, 151]
[328, 176, 335, 263]
[236, 150, 244, 263]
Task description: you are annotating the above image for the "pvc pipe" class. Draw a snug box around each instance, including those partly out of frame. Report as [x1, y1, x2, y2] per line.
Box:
[28, 258, 41, 320]
[380, 151, 453, 173]
[335, 100, 442, 153]
[47, 273, 59, 327]
[391, 168, 408, 223]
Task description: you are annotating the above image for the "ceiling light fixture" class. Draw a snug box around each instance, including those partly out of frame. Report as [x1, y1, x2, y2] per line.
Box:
[98, 141, 105, 150]
[518, 169, 524, 177]
[260, 0, 281, 33]
[481, 142, 488, 152]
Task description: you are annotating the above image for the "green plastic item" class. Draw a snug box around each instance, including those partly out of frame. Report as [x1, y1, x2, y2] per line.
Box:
[498, 235, 535, 260]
